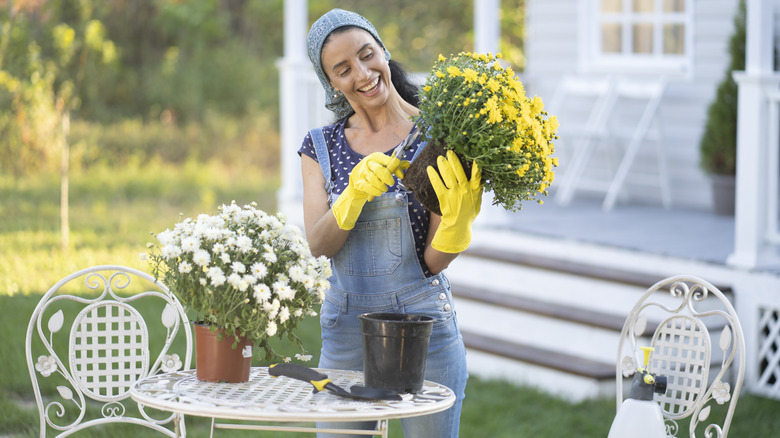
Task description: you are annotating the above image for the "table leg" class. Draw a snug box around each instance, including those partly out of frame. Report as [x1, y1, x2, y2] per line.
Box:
[377, 419, 389, 438]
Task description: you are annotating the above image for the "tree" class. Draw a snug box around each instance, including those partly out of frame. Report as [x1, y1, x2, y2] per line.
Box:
[0, 1, 116, 248]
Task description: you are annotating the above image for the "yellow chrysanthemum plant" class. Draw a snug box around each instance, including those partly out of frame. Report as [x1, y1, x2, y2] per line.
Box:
[406, 52, 559, 213]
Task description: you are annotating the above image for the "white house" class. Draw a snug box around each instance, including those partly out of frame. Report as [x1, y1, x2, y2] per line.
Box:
[277, 0, 780, 402]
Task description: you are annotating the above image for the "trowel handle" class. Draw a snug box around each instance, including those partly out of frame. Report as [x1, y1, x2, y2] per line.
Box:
[269, 363, 331, 392]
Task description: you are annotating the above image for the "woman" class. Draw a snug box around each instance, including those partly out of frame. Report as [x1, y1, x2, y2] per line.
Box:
[299, 9, 482, 438]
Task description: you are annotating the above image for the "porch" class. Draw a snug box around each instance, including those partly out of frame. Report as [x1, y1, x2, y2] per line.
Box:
[449, 197, 780, 401]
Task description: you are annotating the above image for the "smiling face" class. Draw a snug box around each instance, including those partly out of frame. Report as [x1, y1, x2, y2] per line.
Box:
[320, 27, 392, 113]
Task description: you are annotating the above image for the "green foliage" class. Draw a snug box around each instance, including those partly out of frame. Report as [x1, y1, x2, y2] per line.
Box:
[0, 1, 117, 177]
[699, 0, 745, 175]
[0, 160, 278, 296]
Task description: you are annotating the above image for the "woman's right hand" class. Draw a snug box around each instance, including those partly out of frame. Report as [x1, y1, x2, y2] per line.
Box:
[331, 152, 409, 230]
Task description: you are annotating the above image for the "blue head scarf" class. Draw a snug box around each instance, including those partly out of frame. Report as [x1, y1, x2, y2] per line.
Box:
[307, 9, 391, 120]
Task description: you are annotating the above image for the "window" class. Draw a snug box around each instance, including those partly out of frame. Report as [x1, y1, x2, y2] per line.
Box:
[582, 0, 692, 75]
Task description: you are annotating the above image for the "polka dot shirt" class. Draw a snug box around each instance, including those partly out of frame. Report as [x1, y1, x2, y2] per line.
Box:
[298, 118, 433, 277]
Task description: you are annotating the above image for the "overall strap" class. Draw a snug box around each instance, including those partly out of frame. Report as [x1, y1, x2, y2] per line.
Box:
[309, 128, 333, 194]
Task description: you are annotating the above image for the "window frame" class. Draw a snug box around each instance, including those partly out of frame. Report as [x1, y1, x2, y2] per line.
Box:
[578, 0, 695, 76]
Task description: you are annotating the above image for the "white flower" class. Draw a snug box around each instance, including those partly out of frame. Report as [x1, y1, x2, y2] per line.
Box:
[253, 283, 272, 303]
[161, 354, 183, 372]
[193, 249, 210, 267]
[251, 262, 268, 279]
[139, 252, 149, 261]
[231, 261, 247, 274]
[263, 251, 277, 264]
[273, 281, 295, 301]
[207, 267, 226, 286]
[712, 381, 731, 404]
[289, 265, 306, 283]
[279, 307, 290, 323]
[35, 355, 57, 377]
[161, 244, 182, 259]
[295, 353, 313, 362]
[180, 236, 200, 253]
[178, 261, 193, 274]
[236, 235, 252, 253]
[227, 273, 243, 289]
[156, 230, 175, 247]
[148, 202, 332, 363]
[266, 321, 278, 336]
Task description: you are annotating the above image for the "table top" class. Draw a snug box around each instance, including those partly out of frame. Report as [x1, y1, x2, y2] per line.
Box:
[130, 367, 456, 423]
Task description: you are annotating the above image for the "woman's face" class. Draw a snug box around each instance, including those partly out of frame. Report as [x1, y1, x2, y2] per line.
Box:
[321, 28, 392, 112]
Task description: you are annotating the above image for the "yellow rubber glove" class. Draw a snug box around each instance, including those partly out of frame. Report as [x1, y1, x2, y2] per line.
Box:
[428, 150, 483, 253]
[332, 152, 410, 230]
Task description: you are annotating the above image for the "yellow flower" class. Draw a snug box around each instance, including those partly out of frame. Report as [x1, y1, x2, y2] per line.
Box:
[485, 97, 502, 124]
[414, 51, 558, 212]
[463, 68, 479, 83]
[487, 78, 500, 93]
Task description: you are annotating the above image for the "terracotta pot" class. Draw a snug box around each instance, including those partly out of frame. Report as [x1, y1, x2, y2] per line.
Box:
[404, 140, 472, 216]
[193, 322, 253, 383]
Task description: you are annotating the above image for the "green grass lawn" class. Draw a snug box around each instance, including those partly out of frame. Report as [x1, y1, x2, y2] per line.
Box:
[2, 162, 780, 437]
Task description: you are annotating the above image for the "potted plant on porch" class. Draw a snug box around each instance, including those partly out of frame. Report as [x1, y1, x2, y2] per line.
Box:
[146, 202, 332, 382]
[698, 0, 745, 216]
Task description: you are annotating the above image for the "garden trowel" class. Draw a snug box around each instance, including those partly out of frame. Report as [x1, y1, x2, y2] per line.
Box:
[269, 363, 402, 401]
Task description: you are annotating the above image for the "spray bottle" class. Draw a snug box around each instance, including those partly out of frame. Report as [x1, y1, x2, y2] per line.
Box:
[608, 346, 668, 438]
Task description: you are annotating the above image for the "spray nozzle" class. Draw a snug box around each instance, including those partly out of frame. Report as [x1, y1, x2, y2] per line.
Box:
[629, 346, 668, 400]
[640, 346, 653, 372]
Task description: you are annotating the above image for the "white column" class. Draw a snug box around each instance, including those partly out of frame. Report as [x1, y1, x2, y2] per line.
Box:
[473, 0, 510, 228]
[727, 0, 780, 269]
[474, 0, 501, 54]
[277, 0, 310, 226]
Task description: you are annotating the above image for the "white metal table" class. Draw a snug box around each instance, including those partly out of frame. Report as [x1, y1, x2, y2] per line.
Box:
[130, 366, 456, 437]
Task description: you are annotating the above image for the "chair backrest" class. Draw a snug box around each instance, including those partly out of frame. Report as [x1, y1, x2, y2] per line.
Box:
[25, 265, 192, 437]
[614, 275, 745, 438]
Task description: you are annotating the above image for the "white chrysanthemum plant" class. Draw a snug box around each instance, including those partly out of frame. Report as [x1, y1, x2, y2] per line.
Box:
[147, 201, 331, 362]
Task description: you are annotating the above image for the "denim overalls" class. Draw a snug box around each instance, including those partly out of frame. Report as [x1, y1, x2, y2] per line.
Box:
[310, 128, 468, 438]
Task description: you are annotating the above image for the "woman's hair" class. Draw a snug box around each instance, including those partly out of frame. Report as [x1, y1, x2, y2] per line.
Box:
[389, 59, 420, 108]
[324, 26, 420, 117]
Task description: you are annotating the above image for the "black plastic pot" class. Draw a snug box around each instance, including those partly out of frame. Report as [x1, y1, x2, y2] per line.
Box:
[359, 313, 434, 393]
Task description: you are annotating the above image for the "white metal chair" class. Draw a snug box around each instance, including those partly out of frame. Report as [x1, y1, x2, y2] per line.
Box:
[549, 76, 616, 204]
[556, 78, 670, 211]
[614, 275, 745, 437]
[25, 265, 193, 437]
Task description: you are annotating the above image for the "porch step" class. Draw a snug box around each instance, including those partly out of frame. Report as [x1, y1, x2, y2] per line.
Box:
[452, 284, 628, 332]
[460, 330, 615, 380]
[448, 231, 732, 401]
[447, 235, 672, 400]
[464, 244, 665, 289]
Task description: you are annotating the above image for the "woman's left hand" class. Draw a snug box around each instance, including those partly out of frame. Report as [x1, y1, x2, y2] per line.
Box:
[427, 150, 483, 253]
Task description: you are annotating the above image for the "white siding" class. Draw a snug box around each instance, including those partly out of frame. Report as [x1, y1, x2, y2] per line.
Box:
[524, 0, 741, 210]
